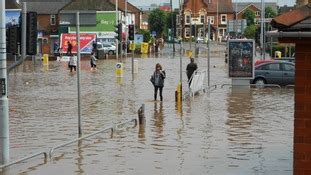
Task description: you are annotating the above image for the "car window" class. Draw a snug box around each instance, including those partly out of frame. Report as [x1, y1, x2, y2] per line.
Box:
[283, 63, 294, 71]
[103, 44, 110, 47]
[261, 63, 280, 71]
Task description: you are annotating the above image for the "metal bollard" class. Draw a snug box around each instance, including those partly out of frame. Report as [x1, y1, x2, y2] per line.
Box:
[138, 104, 145, 125]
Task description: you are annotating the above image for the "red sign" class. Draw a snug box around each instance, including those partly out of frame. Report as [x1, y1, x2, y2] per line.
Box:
[60, 33, 96, 54]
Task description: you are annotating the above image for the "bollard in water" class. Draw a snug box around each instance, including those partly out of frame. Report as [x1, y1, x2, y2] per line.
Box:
[138, 104, 145, 125]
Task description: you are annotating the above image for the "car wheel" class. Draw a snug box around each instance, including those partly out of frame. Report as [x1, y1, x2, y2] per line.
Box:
[108, 50, 114, 55]
[254, 78, 266, 87]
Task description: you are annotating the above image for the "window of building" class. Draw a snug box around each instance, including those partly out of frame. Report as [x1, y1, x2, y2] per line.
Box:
[50, 15, 56, 25]
[221, 14, 227, 24]
[200, 15, 205, 24]
[185, 15, 191, 24]
[185, 28, 191, 37]
[207, 16, 214, 24]
[256, 11, 260, 17]
[199, 28, 205, 37]
[176, 15, 180, 24]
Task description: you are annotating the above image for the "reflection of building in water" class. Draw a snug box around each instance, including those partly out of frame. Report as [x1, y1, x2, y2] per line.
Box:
[225, 88, 265, 171]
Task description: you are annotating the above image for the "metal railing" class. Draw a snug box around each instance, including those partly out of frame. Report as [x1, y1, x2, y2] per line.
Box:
[220, 83, 281, 89]
[49, 119, 137, 158]
[0, 151, 47, 170]
[0, 119, 137, 170]
[285, 85, 295, 89]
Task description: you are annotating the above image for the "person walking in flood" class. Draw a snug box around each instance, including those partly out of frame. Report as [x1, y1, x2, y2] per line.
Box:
[186, 58, 198, 86]
[90, 52, 97, 71]
[68, 54, 77, 72]
[67, 41, 73, 55]
[150, 63, 166, 101]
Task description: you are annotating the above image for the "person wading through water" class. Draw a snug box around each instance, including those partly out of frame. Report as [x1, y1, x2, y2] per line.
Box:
[150, 63, 166, 101]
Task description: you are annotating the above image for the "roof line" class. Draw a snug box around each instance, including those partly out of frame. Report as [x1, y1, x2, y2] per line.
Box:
[236, 3, 260, 15]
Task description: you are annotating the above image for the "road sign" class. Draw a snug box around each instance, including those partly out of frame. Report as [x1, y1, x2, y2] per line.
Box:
[151, 31, 156, 37]
[256, 18, 272, 23]
[59, 10, 96, 26]
[129, 43, 136, 51]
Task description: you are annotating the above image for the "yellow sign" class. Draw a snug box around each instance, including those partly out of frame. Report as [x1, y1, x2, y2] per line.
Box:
[129, 43, 136, 51]
[186, 50, 193, 58]
[141, 42, 149, 54]
[115, 63, 124, 77]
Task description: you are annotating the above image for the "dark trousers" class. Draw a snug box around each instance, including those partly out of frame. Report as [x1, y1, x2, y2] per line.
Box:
[154, 86, 163, 101]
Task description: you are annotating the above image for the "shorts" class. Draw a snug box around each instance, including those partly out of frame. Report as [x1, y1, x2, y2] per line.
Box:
[91, 62, 96, 68]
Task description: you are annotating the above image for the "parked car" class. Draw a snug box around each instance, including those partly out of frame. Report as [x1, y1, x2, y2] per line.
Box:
[252, 60, 295, 86]
[96, 42, 116, 55]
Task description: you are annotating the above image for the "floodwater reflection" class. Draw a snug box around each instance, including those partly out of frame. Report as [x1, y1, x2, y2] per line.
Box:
[2, 52, 294, 174]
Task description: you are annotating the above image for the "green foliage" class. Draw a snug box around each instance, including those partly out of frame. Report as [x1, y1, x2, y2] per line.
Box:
[242, 9, 256, 26]
[265, 6, 277, 18]
[148, 8, 167, 38]
[137, 29, 151, 42]
[244, 25, 257, 39]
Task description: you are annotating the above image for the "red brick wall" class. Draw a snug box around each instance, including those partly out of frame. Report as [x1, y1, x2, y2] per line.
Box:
[294, 42, 311, 175]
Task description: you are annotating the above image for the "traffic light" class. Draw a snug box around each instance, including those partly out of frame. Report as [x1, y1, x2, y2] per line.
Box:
[128, 24, 135, 41]
[115, 23, 122, 41]
[7, 26, 20, 54]
[26, 12, 37, 55]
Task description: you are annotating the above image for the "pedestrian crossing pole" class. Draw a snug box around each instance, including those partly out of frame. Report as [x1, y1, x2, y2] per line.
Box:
[0, 0, 10, 165]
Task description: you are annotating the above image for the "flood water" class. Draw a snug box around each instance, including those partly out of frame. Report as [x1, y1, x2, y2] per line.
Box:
[1, 48, 293, 174]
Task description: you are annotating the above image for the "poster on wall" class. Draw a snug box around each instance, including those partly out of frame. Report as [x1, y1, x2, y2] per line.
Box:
[60, 33, 96, 54]
[228, 39, 255, 79]
[5, 10, 21, 29]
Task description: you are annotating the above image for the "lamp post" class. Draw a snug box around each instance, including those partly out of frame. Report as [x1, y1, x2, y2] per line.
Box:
[170, 0, 175, 53]
[260, 0, 265, 60]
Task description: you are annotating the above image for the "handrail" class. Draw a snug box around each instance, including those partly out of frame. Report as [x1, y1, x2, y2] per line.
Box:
[49, 119, 137, 158]
[220, 83, 281, 89]
[0, 151, 47, 170]
[285, 85, 295, 89]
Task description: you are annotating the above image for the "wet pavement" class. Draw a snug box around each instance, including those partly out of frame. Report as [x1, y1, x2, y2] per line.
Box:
[1, 44, 293, 174]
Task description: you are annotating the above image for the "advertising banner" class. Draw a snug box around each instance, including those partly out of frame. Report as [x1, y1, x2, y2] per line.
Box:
[5, 10, 21, 29]
[69, 12, 116, 33]
[228, 39, 254, 79]
[60, 33, 96, 54]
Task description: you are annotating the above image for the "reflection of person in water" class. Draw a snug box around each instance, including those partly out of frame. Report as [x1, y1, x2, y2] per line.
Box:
[153, 102, 164, 136]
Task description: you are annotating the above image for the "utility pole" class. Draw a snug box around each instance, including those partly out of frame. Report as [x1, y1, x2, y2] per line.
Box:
[125, 0, 128, 59]
[170, 0, 175, 53]
[0, 0, 10, 165]
[207, 19, 211, 88]
[115, 0, 119, 61]
[216, 0, 219, 43]
[76, 12, 82, 136]
[260, 0, 265, 60]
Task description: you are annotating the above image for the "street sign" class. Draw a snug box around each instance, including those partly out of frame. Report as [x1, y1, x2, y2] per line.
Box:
[129, 43, 136, 51]
[59, 10, 96, 26]
[151, 31, 156, 37]
[256, 18, 272, 23]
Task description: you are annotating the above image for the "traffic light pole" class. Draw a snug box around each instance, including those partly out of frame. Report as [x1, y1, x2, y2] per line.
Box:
[0, 0, 10, 165]
[76, 12, 82, 136]
[115, 0, 119, 61]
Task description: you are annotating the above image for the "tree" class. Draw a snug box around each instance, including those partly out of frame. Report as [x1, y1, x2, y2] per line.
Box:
[148, 8, 167, 38]
[265, 6, 277, 18]
[242, 9, 256, 26]
[244, 24, 257, 39]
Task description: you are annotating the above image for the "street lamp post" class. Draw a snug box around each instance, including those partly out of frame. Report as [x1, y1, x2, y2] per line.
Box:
[260, 0, 265, 60]
[170, 0, 175, 53]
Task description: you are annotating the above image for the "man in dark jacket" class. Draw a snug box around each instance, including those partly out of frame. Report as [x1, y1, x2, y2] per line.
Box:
[186, 58, 198, 86]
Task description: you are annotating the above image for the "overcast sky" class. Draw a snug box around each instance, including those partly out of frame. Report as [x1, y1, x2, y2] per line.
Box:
[128, 0, 296, 8]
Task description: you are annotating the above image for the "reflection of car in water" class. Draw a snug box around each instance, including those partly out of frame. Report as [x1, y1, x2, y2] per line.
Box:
[252, 60, 295, 86]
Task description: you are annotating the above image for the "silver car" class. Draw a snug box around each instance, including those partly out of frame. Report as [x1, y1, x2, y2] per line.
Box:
[252, 61, 295, 86]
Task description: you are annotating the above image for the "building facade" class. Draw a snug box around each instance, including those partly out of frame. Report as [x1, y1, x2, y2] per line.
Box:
[178, 0, 234, 41]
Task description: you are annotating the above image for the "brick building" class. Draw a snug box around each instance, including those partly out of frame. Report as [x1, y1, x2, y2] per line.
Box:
[233, 2, 277, 26]
[178, 0, 234, 41]
[24, 1, 71, 55]
[269, 1, 311, 174]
